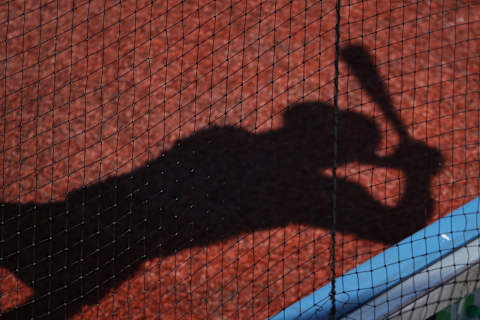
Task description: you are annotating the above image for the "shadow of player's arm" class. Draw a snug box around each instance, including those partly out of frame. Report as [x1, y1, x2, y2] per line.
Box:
[338, 141, 443, 244]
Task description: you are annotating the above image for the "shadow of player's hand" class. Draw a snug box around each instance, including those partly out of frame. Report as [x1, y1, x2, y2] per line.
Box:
[378, 141, 444, 175]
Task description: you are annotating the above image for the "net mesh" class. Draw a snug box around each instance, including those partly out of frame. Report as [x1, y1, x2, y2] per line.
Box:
[0, 0, 478, 319]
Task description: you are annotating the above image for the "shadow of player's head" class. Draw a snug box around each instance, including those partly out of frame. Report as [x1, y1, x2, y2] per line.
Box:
[280, 101, 381, 164]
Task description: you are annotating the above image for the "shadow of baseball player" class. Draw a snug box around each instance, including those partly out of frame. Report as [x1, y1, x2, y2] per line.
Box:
[0, 45, 443, 319]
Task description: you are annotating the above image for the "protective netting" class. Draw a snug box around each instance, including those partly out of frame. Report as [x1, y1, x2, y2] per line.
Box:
[0, 0, 478, 319]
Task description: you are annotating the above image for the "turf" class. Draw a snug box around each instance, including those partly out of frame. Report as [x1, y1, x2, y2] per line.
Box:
[0, 0, 479, 319]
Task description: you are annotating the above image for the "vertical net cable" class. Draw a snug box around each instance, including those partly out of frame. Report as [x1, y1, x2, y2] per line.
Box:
[330, 0, 341, 319]
[0, 1, 479, 319]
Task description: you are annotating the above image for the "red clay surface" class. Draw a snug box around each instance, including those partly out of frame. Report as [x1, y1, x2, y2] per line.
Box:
[0, 0, 479, 319]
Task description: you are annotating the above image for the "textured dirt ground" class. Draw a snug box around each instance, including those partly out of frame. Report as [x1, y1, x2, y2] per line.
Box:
[0, 0, 479, 319]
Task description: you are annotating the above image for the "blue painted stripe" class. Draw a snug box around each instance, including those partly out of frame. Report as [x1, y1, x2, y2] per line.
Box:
[269, 197, 480, 320]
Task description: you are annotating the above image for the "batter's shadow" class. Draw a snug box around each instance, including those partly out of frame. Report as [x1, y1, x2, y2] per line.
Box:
[0, 45, 443, 319]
